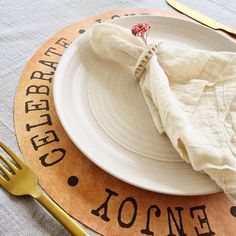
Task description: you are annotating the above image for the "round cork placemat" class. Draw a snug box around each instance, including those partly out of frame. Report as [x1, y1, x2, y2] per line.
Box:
[14, 9, 236, 236]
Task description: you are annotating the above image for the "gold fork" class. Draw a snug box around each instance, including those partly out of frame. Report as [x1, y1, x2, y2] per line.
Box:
[0, 141, 89, 236]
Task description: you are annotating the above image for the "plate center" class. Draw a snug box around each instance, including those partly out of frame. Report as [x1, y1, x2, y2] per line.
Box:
[76, 40, 184, 164]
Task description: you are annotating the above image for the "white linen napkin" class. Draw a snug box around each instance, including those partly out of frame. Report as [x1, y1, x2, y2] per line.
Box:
[90, 23, 236, 202]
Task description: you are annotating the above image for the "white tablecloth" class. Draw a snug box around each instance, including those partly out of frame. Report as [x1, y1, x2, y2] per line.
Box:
[0, 0, 235, 235]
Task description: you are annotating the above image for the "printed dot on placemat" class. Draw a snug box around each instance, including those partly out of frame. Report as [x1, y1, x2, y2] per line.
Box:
[79, 29, 86, 34]
[230, 206, 236, 217]
[67, 176, 79, 186]
[95, 19, 102, 23]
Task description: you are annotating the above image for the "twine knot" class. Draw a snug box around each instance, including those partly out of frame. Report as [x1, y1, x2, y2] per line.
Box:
[134, 44, 159, 80]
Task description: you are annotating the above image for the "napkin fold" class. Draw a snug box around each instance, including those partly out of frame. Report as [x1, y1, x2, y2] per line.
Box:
[91, 23, 236, 202]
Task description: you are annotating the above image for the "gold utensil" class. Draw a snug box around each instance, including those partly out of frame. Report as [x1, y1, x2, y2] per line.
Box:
[166, 0, 236, 37]
[0, 141, 88, 236]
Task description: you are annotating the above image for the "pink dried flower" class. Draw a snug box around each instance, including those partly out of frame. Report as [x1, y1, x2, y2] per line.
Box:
[131, 22, 151, 46]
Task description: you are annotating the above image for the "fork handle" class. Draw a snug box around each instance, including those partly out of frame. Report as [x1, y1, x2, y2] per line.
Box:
[35, 192, 89, 236]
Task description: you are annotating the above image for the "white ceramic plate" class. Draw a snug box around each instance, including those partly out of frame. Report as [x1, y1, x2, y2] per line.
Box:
[54, 15, 236, 196]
